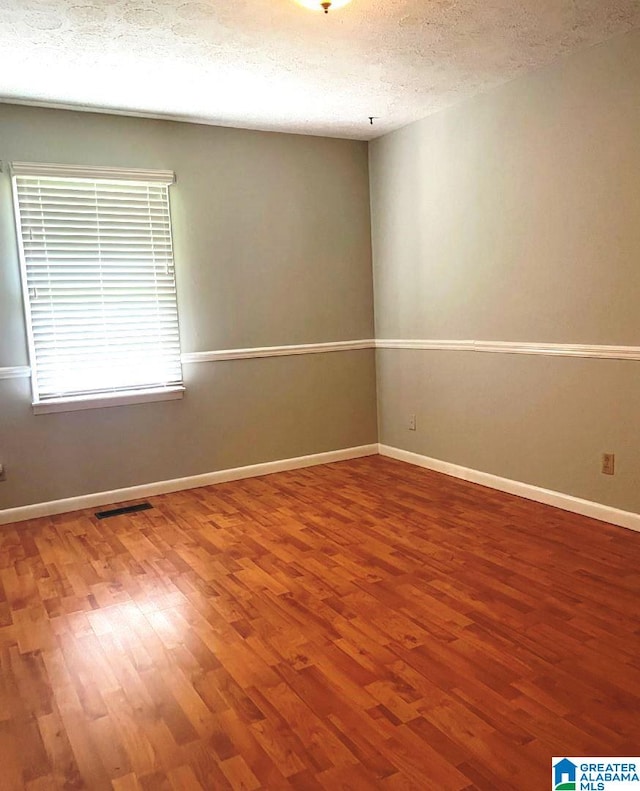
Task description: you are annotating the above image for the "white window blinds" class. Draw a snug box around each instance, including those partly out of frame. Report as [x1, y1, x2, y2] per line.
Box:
[11, 163, 183, 405]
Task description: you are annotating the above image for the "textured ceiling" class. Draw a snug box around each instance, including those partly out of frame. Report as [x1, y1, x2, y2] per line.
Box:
[1, 0, 639, 140]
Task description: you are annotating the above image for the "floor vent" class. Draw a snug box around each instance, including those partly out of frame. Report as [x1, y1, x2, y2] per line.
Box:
[95, 502, 153, 519]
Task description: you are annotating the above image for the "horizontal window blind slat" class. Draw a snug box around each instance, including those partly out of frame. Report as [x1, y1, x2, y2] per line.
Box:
[18, 199, 169, 209]
[23, 240, 172, 247]
[29, 303, 179, 313]
[19, 221, 171, 230]
[34, 350, 182, 361]
[25, 256, 173, 261]
[19, 197, 169, 206]
[26, 284, 177, 292]
[17, 193, 169, 203]
[31, 336, 180, 344]
[31, 326, 179, 337]
[26, 287, 179, 294]
[32, 331, 181, 344]
[17, 185, 169, 195]
[36, 368, 182, 380]
[18, 188, 169, 196]
[31, 335, 179, 344]
[26, 270, 176, 277]
[34, 355, 182, 366]
[27, 293, 178, 312]
[23, 233, 173, 242]
[19, 213, 169, 223]
[17, 188, 168, 198]
[25, 265, 174, 271]
[18, 204, 170, 213]
[33, 340, 181, 350]
[23, 238, 173, 245]
[32, 329, 180, 341]
[24, 256, 171, 271]
[33, 324, 180, 335]
[26, 287, 177, 293]
[29, 308, 179, 319]
[26, 270, 174, 276]
[35, 352, 182, 365]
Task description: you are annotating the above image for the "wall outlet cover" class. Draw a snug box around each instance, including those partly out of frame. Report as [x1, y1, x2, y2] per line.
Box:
[602, 453, 615, 476]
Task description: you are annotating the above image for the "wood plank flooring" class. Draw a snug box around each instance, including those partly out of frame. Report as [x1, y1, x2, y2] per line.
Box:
[0, 455, 638, 790]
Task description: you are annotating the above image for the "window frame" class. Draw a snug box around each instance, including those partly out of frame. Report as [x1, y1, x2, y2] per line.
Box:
[10, 162, 185, 414]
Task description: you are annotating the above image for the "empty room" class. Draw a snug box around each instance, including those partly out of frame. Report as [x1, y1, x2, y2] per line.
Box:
[1, 1, 639, 788]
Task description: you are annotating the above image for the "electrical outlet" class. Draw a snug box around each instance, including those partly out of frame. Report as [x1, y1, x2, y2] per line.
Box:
[408, 414, 416, 431]
[602, 453, 615, 476]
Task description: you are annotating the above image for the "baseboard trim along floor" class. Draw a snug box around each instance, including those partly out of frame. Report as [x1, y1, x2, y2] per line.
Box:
[0, 444, 379, 525]
[379, 444, 640, 533]
[2, 442, 638, 533]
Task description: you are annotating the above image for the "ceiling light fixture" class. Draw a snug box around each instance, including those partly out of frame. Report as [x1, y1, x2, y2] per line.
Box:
[295, 0, 352, 13]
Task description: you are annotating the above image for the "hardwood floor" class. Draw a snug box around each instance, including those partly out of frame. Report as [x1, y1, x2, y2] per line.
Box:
[0, 456, 638, 790]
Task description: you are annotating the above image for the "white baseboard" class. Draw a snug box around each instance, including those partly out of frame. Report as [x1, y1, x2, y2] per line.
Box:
[5, 443, 637, 534]
[379, 444, 640, 533]
[0, 444, 378, 526]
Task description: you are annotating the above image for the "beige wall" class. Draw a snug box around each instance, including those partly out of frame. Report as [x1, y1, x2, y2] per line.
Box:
[370, 29, 640, 514]
[0, 104, 377, 509]
[4, 27, 640, 516]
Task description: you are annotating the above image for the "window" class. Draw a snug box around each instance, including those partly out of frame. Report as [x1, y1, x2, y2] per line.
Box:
[11, 162, 184, 413]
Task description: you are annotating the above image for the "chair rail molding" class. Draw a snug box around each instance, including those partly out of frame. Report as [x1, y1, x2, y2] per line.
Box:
[0, 341, 376, 380]
[0, 366, 31, 379]
[375, 339, 640, 361]
[4, 339, 637, 380]
[181, 339, 375, 364]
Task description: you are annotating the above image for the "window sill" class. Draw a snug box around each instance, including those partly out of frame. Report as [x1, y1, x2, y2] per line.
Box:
[32, 387, 185, 415]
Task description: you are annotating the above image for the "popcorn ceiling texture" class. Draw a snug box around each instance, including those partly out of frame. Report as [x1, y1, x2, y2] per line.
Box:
[0, 0, 639, 139]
